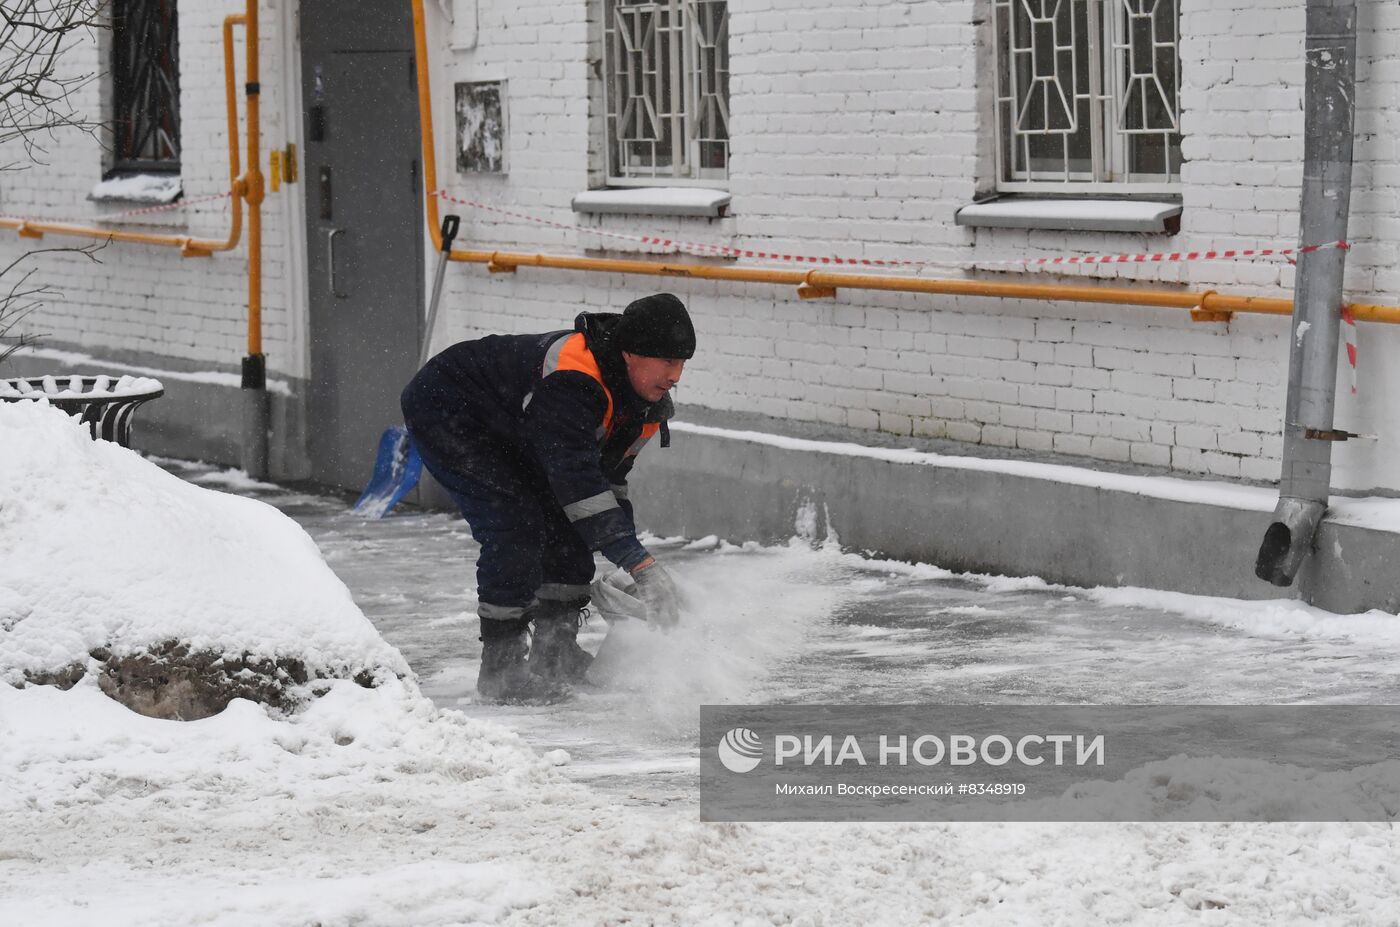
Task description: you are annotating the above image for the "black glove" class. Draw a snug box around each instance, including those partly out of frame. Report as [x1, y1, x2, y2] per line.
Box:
[631, 559, 681, 628]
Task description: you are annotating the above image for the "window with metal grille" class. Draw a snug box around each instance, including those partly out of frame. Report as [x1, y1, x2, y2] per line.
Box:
[603, 0, 729, 186]
[993, 0, 1181, 193]
[111, 0, 180, 172]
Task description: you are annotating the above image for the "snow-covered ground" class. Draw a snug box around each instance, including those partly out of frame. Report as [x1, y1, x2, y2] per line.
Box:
[4, 408, 1400, 925]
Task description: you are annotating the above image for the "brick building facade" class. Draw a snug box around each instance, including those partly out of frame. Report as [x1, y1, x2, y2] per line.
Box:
[2, 0, 1395, 493]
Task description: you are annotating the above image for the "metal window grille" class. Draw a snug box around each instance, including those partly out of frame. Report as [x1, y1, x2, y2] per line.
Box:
[603, 0, 729, 186]
[992, 0, 1180, 192]
[112, 0, 180, 172]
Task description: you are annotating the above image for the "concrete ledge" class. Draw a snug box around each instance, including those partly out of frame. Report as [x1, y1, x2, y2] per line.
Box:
[628, 418, 1400, 615]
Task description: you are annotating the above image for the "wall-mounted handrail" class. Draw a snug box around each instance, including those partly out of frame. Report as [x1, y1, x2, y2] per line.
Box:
[0, 8, 251, 258]
[408, 0, 1400, 325]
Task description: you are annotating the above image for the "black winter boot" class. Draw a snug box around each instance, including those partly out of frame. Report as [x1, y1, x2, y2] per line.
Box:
[477, 632, 568, 703]
[529, 599, 595, 684]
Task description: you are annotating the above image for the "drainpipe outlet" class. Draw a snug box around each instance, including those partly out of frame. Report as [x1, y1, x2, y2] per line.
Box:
[240, 353, 270, 480]
[1255, 497, 1326, 587]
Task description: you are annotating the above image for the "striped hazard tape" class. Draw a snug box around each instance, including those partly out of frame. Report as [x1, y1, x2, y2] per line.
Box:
[1342, 305, 1359, 394]
[1, 190, 234, 225]
[434, 189, 1364, 392]
[98, 190, 235, 220]
[431, 190, 1348, 272]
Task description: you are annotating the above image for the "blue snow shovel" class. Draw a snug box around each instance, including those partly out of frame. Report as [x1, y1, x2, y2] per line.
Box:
[352, 214, 460, 517]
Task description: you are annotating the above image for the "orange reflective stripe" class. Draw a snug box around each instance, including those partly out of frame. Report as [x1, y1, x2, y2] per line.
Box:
[548, 332, 613, 431]
[624, 422, 661, 459]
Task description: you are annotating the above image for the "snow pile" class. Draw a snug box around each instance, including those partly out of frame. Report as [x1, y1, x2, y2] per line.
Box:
[0, 675, 563, 924]
[5, 671, 1400, 925]
[0, 400, 407, 692]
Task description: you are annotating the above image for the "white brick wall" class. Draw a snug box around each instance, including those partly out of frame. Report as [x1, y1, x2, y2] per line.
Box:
[6, 0, 1400, 493]
[0, 0, 302, 376]
[430, 0, 1400, 493]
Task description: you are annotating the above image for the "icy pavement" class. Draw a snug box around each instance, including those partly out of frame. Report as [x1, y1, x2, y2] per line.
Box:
[163, 460, 1400, 812]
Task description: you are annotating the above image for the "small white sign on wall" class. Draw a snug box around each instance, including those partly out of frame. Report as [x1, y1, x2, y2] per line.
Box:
[455, 80, 506, 174]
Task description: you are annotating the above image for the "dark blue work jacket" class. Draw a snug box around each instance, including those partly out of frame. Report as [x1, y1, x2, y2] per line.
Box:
[402, 311, 671, 551]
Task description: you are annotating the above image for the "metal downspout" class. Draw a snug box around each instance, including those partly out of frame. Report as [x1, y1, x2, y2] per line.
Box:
[1255, 0, 1358, 587]
[239, 0, 270, 479]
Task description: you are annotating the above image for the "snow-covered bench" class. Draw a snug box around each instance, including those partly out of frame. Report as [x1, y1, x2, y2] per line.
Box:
[1, 374, 164, 447]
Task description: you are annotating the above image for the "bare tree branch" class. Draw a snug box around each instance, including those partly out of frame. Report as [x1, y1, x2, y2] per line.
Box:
[0, 240, 106, 368]
[0, 0, 110, 162]
[0, 3, 112, 370]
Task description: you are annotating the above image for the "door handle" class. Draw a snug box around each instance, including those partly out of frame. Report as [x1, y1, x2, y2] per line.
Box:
[327, 228, 347, 298]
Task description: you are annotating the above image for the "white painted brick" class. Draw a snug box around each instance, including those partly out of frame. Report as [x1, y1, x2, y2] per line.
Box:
[945, 422, 982, 443]
[982, 425, 1016, 447]
[1055, 388, 1094, 413]
[1018, 385, 1057, 409]
[1110, 371, 1174, 399]
[1054, 434, 1094, 456]
[1054, 343, 1094, 367]
[1016, 429, 1054, 452]
[1201, 452, 1243, 479]
[1090, 437, 1131, 462]
[1130, 443, 1171, 467]
[1072, 368, 1113, 391]
[6, 0, 1395, 489]
[1109, 418, 1152, 443]
[1173, 378, 1214, 402]
[1219, 431, 1264, 457]
[1176, 424, 1218, 450]
[1000, 405, 1038, 430]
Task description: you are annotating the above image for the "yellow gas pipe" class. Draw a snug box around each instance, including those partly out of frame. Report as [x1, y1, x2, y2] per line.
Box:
[408, 0, 1400, 326]
[0, 7, 252, 259]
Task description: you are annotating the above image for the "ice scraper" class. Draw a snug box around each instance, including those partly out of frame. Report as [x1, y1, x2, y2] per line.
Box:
[353, 214, 460, 517]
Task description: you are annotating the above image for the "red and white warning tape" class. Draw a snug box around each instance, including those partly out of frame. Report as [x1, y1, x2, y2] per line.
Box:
[1342, 305, 1359, 394]
[1, 190, 234, 225]
[98, 190, 235, 220]
[431, 190, 1348, 272]
[433, 189, 1366, 390]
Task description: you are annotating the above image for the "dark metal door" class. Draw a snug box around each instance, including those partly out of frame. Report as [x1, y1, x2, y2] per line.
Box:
[301, 0, 423, 489]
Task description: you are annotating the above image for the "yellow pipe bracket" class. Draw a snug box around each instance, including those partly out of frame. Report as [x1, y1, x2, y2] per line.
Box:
[798, 271, 837, 299]
[1189, 291, 1232, 323]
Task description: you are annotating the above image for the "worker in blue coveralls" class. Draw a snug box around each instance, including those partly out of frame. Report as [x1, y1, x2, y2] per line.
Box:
[400, 293, 694, 702]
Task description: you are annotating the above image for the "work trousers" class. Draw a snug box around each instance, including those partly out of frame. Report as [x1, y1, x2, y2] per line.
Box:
[402, 379, 594, 633]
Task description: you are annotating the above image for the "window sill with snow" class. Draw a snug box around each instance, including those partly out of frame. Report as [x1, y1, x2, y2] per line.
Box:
[954, 197, 1182, 235]
[572, 187, 731, 219]
[89, 173, 183, 206]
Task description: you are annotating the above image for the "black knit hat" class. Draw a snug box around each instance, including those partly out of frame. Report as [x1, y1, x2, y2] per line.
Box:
[615, 293, 696, 359]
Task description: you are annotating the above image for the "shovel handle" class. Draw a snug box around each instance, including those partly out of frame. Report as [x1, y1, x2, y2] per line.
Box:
[440, 214, 460, 253]
[421, 214, 460, 366]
